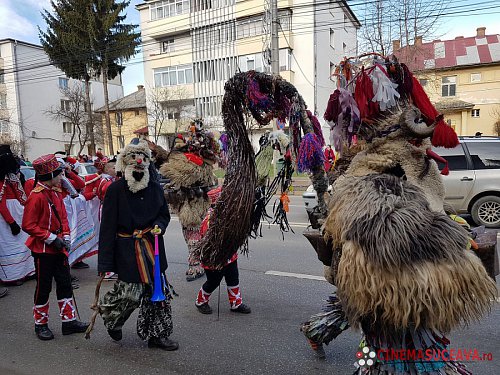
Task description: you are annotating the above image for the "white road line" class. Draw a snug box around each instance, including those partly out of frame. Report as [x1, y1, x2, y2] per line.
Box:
[265, 270, 326, 281]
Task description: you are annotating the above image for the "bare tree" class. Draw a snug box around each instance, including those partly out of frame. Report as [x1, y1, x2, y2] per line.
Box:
[147, 86, 195, 147]
[45, 85, 89, 156]
[359, 0, 450, 56]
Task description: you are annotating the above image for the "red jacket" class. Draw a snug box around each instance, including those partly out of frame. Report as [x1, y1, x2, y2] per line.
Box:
[0, 180, 25, 224]
[22, 182, 70, 255]
[83, 174, 114, 201]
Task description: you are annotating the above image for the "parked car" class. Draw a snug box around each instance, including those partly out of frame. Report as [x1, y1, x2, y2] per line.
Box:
[302, 136, 500, 228]
[77, 163, 97, 177]
[435, 136, 500, 228]
[20, 166, 36, 180]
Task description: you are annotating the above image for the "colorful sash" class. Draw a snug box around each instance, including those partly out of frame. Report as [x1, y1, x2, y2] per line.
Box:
[118, 227, 154, 284]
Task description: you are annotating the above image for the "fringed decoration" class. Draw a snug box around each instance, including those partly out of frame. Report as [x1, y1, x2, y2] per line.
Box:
[324, 89, 341, 122]
[409, 75, 459, 148]
[246, 76, 272, 112]
[255, 144, 274, 186]
[370, 65, 400, 111]
[354, 67, 379, 120]
[301, 293, 350, 345]
[306, 110, 325, 147]
[298, 133, 324, 173]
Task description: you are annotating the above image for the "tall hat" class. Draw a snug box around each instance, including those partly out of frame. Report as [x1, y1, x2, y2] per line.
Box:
[33, 154, 63, 181]
[93, 151, 110, 173]
[0, 144, 20, 178]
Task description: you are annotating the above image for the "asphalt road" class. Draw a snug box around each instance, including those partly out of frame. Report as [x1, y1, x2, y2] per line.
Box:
[1, 196, 499, 375]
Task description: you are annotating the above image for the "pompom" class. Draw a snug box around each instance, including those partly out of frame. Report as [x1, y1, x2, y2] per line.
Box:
[431, 119, 460, 149]
[298, 133, 325, 173]
[307, 110, 325, 146]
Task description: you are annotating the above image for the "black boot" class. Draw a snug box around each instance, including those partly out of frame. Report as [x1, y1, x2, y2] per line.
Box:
[230, 303, 251, 314]
[107, 329, 122, 341]
[71, 261, 89, 269]
[62, 320, 89, 335]
[196, 303, 213, 315]
[148, 337, 179, 351]
[35, 324, 54, 341]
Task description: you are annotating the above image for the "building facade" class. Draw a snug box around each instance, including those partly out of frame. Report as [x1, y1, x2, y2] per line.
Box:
[0, 39, 124, 160]
[95, 85, 148, 154]
[395, 27, 500, 136]
[136, 0, 360, 149]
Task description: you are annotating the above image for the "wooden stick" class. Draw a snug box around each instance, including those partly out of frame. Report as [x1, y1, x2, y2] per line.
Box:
[85, 274, 105, 340]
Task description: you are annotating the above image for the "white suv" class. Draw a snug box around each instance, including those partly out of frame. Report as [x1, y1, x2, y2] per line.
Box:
[435, 136, 500, 228]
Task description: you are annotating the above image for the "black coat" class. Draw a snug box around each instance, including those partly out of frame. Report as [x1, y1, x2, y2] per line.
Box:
[98, 178, 170, 283]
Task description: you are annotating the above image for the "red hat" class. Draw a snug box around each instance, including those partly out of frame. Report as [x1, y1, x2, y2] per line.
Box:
[33, 154, 63, 181]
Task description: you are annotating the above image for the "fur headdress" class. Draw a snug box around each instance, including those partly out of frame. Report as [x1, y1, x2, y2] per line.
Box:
[117, 138, 152, 193]
[0, 144, 20, 180]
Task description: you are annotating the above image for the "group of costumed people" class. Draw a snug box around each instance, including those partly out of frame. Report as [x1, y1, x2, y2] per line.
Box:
[0, 56, 497, 369]
[0, 146, 118, 300]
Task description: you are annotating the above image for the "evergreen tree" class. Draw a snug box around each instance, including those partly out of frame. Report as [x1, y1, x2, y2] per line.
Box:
[87, 0, 140, 155]
[39, 0, 97, 154]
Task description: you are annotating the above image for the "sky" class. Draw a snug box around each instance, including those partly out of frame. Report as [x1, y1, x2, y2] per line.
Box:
[1, 0, 500, 95]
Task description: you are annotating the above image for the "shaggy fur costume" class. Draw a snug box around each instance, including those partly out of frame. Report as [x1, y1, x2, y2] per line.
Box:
[159, 152, 216, 192]
[324, 106, 497, 335]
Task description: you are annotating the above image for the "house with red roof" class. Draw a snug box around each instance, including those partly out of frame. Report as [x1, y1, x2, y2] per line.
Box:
[394, 27, 500, 136]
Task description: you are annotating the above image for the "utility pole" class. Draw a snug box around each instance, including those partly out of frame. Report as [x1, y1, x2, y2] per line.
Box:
[270, 0, 279, 75]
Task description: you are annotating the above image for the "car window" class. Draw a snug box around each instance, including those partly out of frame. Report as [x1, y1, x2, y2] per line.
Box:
[85, 165, 97, 174]
[465, 142, 500, 170]
[20, 168, 36, 180]
[433, 144, 468, 171]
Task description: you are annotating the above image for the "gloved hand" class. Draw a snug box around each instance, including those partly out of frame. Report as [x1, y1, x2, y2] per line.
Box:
[151, 224, 163, 235]
[9, 221, 21, 236]
[52, 237, 66, 251]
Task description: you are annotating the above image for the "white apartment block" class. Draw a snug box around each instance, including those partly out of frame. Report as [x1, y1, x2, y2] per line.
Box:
[0, 39, 124, 160]
[137, 0, 360, 148]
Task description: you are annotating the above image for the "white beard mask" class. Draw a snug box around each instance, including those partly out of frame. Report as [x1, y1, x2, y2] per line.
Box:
[117, 139, 152, 193]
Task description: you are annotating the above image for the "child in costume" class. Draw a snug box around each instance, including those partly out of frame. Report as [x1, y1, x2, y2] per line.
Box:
[194, 186, 251, 315]
[22, 154, 89, 341]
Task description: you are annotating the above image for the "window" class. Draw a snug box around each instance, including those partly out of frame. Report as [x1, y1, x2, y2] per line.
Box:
[471, 109, 480, 118]
[62, 122, 73, 134]
[238, 54, 264, 73]
[0, 120, 9, 134]
[150, 0, 189, 20]
[236, 16, 263, 39]
[343, 42, 347, 56]
[470, 73, 481, 83]
[153, 65, 193, 87]
[135, 110, 140, 116]
[60, 99, 71, 111]
[0, 93, 6, 108]
[0, 69, 4, 84]
[419, 79, 428, 87]
[116, 135, 125, 149]
[329, 29, 335, 48]
[115, 112, 123, 126]
[434, 145, 468, 171]
[330, 62, 336, 80]
[59, 77, 69, 89]
[441, 76, 456, 97]
[279, 48, 292, 71]
[161, 39, 175, 53]
[466, 142, 500, 169]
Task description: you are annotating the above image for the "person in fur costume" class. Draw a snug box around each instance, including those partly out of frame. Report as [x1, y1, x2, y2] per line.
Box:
[0, 144, 34, 291]
[97, 138, 178, 351]
[306, 105, 497, 373]
[151, 121, 219, 281]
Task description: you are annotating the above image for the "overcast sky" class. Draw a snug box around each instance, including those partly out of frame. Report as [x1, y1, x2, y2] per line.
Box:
[2, 0, 500, 95]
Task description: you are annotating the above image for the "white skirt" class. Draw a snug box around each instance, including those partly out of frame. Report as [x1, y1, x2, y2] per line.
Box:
[0, 199, 35, 282]
[64, 195, 99, 265]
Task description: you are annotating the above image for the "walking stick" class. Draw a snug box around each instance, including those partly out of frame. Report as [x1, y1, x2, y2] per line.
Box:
[85, 274, 105, 339]
[72, 290, 81, 321]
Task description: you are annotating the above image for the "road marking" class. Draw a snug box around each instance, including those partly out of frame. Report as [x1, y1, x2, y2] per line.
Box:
[265, 270, 326, 281]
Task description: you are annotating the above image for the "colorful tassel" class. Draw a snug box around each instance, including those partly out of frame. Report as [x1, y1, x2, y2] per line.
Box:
[306, 110, 325, 146]
[354, 67, 379, 120]
[297, 133, 324, 173]
[370, 65, 400, 111]
[246, 77, 272, 111]
[324, 90, 341, 122]
[409, 75, 459, 148]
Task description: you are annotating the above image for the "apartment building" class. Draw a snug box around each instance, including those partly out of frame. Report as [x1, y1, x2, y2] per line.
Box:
[136, 0, 360, 149]
[395, 27, 500, 136]
[0, 39, 124, 160]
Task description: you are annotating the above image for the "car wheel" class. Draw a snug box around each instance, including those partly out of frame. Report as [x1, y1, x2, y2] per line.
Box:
[471, 195, 500, 228]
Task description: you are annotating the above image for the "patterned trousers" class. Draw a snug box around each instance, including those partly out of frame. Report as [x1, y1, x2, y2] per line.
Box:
[99, 280, 173, 340]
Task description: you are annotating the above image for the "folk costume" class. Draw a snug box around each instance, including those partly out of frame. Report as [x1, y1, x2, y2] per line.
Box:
[155, 121, 219, 281]
[97, 139, 178, 351]
[22, 154, 89, 341]
[0, 144, 34, 284]
[302, 56, 497, 373]
[194, 186, 251, 315]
